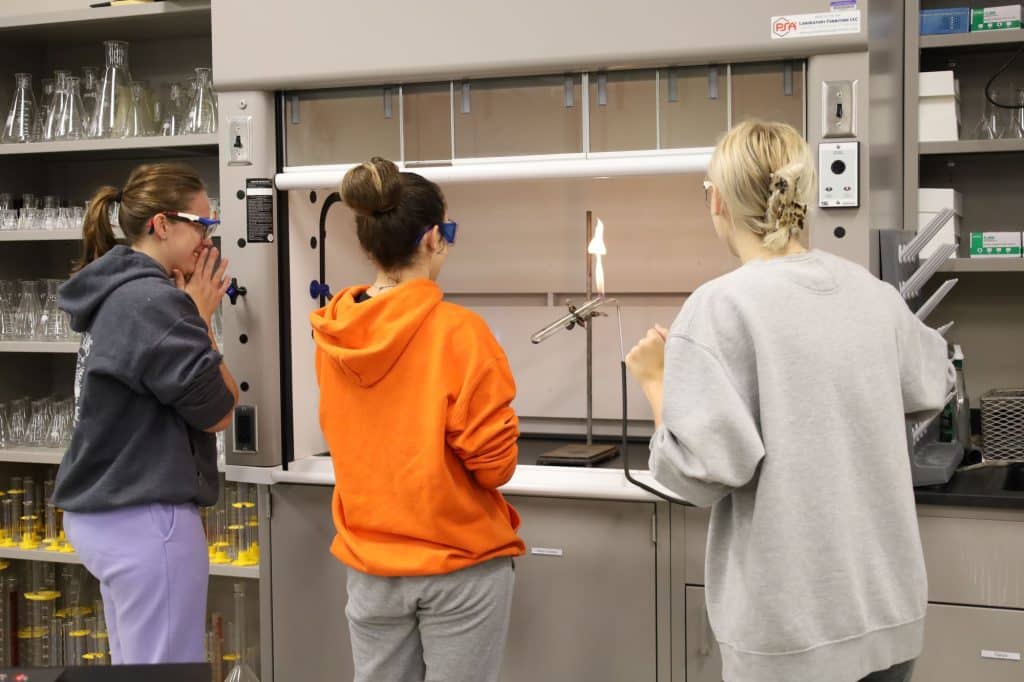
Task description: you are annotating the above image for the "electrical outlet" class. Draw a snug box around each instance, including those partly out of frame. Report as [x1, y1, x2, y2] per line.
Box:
[822, 80, 857, 138]
[228, 115, 253, 166]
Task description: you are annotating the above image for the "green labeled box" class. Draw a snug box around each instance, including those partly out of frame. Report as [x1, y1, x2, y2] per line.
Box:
[970, 231, 1023, 257]
[971, 5, 1023, 31]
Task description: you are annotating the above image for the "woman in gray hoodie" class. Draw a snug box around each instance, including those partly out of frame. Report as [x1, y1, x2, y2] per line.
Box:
[626, 121, 953, 682]
[54, 163, 239, 664]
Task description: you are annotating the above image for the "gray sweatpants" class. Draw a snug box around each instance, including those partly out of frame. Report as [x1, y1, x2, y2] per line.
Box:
[345, 557, 515, 682]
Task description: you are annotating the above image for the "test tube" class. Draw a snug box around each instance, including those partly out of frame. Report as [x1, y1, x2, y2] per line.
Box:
[49, 616, 65, 666]
[20, 477, 38, 548]
[0, 498, 13, 547]
[8, 478, 23, 545]
[85, 615, 106, 665]
[0, 572, 14, 666]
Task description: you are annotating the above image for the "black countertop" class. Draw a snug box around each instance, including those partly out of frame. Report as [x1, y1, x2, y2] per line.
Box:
[914, 462, 1024, 509]
[518, 436, 1024, 510]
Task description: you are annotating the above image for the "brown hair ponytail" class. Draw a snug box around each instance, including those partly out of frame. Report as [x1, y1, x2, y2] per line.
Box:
[74, 162, 206, 273]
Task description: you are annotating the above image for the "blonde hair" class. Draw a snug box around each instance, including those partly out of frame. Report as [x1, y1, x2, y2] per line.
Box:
[707, 120, 815, 251]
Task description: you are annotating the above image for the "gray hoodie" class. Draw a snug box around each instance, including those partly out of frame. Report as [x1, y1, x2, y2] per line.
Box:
[650, 250, 955, 682]
[53, 245, 234, 511]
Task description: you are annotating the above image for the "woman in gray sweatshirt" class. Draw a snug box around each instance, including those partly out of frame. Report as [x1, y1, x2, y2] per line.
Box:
[54, 163, 239, 664]
[626, 121, 954, 682]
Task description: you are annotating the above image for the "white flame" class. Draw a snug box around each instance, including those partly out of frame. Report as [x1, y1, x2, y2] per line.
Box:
[587, 218, 607, 296]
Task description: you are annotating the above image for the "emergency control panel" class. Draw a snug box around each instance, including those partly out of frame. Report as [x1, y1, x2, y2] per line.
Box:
[818, 141, 859, 208]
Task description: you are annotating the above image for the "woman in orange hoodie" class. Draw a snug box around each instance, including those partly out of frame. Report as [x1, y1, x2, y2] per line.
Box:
[311, 157, 525, 682]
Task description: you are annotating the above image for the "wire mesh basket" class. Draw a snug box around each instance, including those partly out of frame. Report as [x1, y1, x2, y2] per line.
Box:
[980, 389, 1024, 462]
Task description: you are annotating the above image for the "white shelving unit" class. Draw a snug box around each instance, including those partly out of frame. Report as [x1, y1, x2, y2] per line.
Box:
[0, 228, 125, 242]
[0, 229, 85, 242]
[0, 341, 79, 353]
[0, 1, 210, 39]
[920, 139, 1024, 156]
[0, 545, 259, 579]
[0, 447, 63, 465]
[920, 30, 1024, 50]
[0, 134, 218, 158]
[940, 258, 1024, 273]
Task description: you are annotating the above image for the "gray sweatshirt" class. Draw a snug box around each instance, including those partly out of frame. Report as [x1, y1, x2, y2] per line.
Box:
[53, 246, 235, 511]
[650, 250, 954, 682]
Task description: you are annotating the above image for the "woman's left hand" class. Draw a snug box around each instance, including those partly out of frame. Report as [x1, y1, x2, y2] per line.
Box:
[626, 325, 668, 387]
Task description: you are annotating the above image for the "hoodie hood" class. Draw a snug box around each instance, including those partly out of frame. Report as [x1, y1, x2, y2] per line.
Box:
[310, 279, 443, 387]
[59, 246, 171, 333]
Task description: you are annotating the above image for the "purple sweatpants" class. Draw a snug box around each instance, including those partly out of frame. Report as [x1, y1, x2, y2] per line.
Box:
[63, 503, 209, 664]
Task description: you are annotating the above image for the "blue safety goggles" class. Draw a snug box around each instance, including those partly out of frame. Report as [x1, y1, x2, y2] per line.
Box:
[416, 221, 457, 246]
[147, 211, 221, 240]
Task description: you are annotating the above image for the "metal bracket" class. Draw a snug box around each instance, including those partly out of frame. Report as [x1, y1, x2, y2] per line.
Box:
[289, 95, 300, 124]
[783, 62, 794, 96]
[708, 67, 720, 100]
[564, 76, 575, 108]
[667, 71, 679, 103]
[597, 73, 608, 106]
[383, 88, 393, 119]
[461, 82, 471, 114]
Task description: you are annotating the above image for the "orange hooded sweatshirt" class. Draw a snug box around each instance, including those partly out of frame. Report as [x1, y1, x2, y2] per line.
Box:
[311, 279, 525, 576]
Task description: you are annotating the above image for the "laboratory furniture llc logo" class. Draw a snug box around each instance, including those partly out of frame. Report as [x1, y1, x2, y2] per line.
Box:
[773, 17, 798, 37]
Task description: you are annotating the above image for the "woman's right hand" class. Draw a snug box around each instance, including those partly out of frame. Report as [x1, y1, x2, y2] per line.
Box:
[173, 247, 230, 324]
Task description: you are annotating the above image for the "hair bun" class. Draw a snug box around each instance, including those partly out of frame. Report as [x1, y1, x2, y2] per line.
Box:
[340, 157, 402, 217]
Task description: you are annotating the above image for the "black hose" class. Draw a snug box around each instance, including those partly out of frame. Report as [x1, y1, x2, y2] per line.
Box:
[317, 192, 344, 305]
[620, 361, 689, 505]
[984, 45, 1024, 109]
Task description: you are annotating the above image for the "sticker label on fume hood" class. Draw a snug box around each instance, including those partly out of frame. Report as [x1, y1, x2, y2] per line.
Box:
[829, 0, 856, 10]
[530, 547, 564, 557]
[981, 650, 1021, 661]
[246, 178, 274, 244]
[771, 10, 860, 39]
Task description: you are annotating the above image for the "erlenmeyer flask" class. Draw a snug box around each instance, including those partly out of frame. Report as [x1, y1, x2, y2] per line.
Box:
[43, 71, 72, 141]
[1011, 89, 1024, 140]
[0, 404, 10, 449]
[160, 82, 188, 136]
[125, 81, 155, 137]
[7, 402, 28, 446]
[39, 280, 69, 341]
[58, 77, 88, 141]
[3, 73, 39, 143]
[13, 280, 42, 339]
[0, 280, 18, 338]
[81, 67, 99, 136]
[185, 67, 218, 135]
[34, 78, 54, 142]
[135, 80, 158, 131]
[94, 41, 133, 139]
[223, 583, 259, 682]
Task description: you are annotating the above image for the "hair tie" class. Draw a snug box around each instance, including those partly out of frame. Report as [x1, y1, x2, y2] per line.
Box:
[114, 189, 123, 202]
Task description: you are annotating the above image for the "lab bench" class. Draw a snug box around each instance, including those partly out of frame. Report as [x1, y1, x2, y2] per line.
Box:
[230, 437, 1024, 681]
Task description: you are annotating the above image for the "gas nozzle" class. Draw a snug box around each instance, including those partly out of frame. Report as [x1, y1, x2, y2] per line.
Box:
[531, 296, 616, 344]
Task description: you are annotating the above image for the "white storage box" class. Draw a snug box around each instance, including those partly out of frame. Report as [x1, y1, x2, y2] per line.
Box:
[919, 71, 961, 142]
[918, 188, 963, 258]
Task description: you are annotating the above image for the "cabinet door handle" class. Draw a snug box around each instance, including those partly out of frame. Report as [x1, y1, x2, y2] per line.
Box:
[698, 604, 712, 656]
